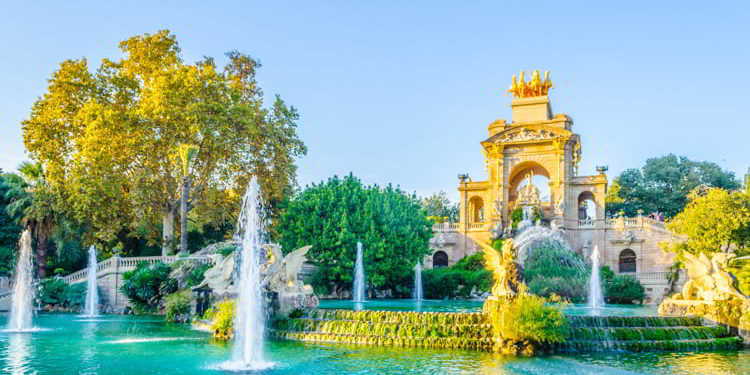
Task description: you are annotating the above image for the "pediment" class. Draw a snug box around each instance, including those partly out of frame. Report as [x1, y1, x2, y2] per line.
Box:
[485, 124, 572, 145]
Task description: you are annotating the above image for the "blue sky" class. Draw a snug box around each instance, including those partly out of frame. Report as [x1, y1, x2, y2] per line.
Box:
[1, 1, 748, 201]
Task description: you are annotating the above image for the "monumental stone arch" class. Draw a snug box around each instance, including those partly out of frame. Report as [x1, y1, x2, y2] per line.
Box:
[428, 71, 685, 304]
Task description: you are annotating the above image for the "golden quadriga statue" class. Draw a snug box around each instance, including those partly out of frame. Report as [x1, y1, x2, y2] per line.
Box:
[507, 70, 554, 98]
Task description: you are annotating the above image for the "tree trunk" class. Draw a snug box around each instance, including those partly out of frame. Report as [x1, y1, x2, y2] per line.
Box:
[36, 231, 47, 278]
[179, 176, 189, 255]
[162, 205, 175, 256]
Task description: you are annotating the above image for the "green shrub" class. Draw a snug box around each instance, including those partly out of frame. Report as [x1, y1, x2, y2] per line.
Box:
[510, 208, 523, 228]
[165, 289, 192, 323]
[604, 275, 646, 304]
[422, 265, 491, 299]
[488, 293, 568, 345]
[523, 240, 589, 302]
[599, 265, 615, 282]
[38, 278, 85, 308]
[121, 261, 178, 313]
[453, 253, 485, 271]
[216, 244, 236, 258]
[185, 263, 211, 288]
[39, 278, 68, 305]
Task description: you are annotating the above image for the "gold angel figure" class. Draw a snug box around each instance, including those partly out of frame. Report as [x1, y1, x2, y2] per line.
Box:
[481, 238, 518, 298]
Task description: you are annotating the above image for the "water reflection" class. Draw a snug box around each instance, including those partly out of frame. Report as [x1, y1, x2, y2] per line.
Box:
[5, 333, 32, 375]
[80, 321, 98, 375]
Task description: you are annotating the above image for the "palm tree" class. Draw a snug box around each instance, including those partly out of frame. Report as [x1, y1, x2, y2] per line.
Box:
[4, 161, 57, 277]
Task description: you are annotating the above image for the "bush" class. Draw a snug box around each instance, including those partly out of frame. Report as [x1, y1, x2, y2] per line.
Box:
[216, 244, 237, 258]
[165, 289, 192, 323]
[453, 253, 485, 271]
[211, 299, 236, 339]
[39, 278, 68, 305]
[523, 240, 589, 302]
[121, 261, 178, 313]
[487, 292, 568, 349]
[185, 263, 211, 288]
[38, 278, 85, 309]
[422, 260, 492, 299]
[605, 275, 646, 304]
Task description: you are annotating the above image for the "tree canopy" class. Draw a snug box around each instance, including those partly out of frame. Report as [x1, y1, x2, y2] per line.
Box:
[421, 191, 459, 222]
[665, 188, 750, 257]
[276, 174, 433, 297]
[605, 154, 740, 218]
[21, 30, 306, 253]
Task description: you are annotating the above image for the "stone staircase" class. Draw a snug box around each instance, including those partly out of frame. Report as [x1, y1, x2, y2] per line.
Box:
[558, 316, 743, 351]
[272, 310, 744, 353]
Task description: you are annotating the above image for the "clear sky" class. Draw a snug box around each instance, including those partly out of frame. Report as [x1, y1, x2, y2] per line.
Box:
[1, 1, 748, 202]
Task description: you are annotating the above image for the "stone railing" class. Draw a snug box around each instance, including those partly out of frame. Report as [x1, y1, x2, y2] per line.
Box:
[431, 222, 460, 230]
[577, 219, 595, 228]
[63, 255, 214, 285]
[431, 222, 487, 231]
[620, 271, 685, 284]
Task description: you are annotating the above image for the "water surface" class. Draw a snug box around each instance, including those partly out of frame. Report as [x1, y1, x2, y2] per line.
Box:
[2, 313, 749, 374]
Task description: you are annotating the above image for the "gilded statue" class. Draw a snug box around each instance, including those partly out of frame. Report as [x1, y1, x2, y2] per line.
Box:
[507, 70, 554, 98]
[669, 251, 747, 302]
[481, 238, 519, 298]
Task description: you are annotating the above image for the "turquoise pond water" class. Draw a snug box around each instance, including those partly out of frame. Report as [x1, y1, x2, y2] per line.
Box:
[2, 311, 750, 374]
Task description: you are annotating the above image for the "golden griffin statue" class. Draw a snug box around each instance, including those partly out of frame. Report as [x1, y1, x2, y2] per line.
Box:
[507, 70, 554, 98]
[472, 237, 519, 298]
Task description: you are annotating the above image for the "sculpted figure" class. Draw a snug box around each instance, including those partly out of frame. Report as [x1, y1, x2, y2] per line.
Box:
[482, 238, 518, 298]
[262, 244, 312, 293]
[673, 251, 746, 301]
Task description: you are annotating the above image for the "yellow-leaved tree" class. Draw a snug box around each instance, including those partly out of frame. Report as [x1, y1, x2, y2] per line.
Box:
[665, 188, 750, 292]
[22, 30, 306, 255]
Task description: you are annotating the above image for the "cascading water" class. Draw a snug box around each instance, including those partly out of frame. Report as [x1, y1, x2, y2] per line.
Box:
[353, 242, 366, 303]
[413, 262, 423, 301]
[588, 245, 604, 309]
[8, 229, 34, 331]
[83, 245, 99, 317]
[221, 177, 272, 371]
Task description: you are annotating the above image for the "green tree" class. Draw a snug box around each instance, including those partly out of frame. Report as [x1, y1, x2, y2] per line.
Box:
[22, 30, 306, 254]
[277, 174, 433, 297]
[665, 188, 750, 256]
[3, 162, 57, 277]
[421, 191, 459, 222]
[0, 172, 22, 276]
[606, 154, 740, 218]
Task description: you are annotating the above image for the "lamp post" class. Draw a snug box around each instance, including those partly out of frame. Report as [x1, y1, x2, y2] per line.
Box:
[458, 174, 469, 253]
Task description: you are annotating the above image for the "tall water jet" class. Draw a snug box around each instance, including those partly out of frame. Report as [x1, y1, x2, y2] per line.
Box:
[413, 262, 423, 301]
[8, 230, 34, 331]
[83, 245, 99, 317]
[352, 242, 365, 303]
[588, 245, 604, 309]
[223, 177, 271, 370]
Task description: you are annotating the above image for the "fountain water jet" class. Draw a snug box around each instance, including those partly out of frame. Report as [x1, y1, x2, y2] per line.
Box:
[353, 242, 366, 303]
[83, 245, 99, 317]
[588, 245, 604, 310]
[8, 230, 34, 331]
[220, 177, 273, 371]
[413, 262, 423, 301]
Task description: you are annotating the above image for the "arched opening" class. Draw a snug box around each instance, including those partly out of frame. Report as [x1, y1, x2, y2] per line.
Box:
[433, 251, 449, 268]
[468, 196, 484, 223]
[578, 191, 597, 220]
[508, 162, 551, 208]
[619, 249, 636, 273]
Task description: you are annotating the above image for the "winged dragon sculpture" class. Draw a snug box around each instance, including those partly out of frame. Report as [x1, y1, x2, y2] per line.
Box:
[261, 244, 314, 294]
[671, 251, 746, 302]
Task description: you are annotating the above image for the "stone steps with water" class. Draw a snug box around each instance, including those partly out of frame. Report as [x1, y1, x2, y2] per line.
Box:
[273, 309, 744, 353]
[559, 315, 743, 352]
[271, 309, 492, 351]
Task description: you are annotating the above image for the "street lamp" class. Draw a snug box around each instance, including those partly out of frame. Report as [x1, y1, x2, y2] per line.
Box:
[458, 174, 469, 252]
